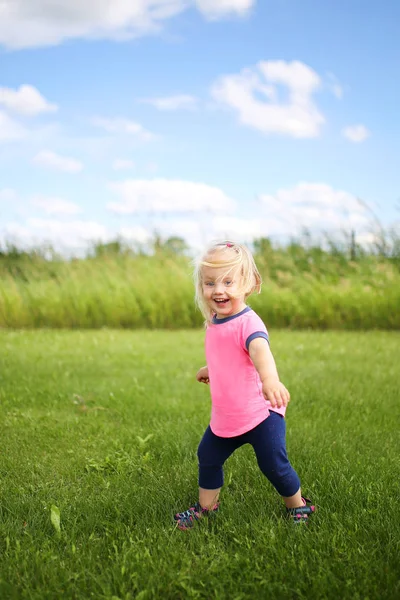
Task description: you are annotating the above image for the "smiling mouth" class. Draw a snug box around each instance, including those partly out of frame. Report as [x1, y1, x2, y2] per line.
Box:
[214, 299, 229, 305]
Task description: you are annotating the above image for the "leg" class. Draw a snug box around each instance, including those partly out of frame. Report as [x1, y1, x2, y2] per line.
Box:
[197, 426, 242, 509]
[282, 489, 303, 509]
[174, 427, 242, 529]
[249, 412, 304, 508]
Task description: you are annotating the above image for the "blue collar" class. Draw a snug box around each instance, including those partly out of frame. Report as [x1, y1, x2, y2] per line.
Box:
[212, 306, 251, 324]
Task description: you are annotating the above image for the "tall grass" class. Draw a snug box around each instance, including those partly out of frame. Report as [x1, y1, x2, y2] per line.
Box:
[1, 236, 400, 329]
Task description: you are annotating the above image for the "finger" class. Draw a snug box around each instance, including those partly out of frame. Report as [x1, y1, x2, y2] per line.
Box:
[279, 389, 287, 406]
[274, 391, 282, 408]
[266, 392, 277, 408]
[279, 386, 288, 406]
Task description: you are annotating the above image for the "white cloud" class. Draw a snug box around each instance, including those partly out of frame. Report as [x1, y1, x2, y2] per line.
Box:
[112, 159, 136, 171]
[141, 95, 198, 111]
[196, 0, 254, 18]
[31, 196, 83, 215]
[354, 232, 380, 246]
[0, 85, 58, 116]
[1, 218, 152, 253]
[3, 218, 107, 248]
[0, 110, 27, 142]
[107, 179, 237, 214]
[92, 117, 155, 141]
[33, 150, 84, 173]
[0, 0, 255, 50]
[258, 182, 371, 235]
[342, 124, 370, 143]
[211, 60, 325, 138]
[212, 216, 262, 240]
[118, 226, 153, 244]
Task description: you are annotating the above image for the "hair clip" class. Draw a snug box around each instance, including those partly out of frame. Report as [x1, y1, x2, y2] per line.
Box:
[226, 243, 234, 247]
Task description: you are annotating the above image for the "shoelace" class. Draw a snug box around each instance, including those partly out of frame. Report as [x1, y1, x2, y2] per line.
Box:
[180, 508, 199, 520]
[175, 503, 201, 520]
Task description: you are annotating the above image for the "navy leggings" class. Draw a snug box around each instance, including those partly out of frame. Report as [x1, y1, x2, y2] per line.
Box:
[197, 412, 300, 498]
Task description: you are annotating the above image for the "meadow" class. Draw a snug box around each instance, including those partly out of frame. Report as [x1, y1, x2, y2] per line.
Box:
[1, 236, 400, 330]
[1, 328, 399, 599]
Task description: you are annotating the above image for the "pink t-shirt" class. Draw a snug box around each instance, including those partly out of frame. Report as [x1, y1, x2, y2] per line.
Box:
[205, 306, 286, 437]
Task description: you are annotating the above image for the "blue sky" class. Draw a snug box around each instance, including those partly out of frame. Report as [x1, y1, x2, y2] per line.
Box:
[0, 0, 399, 252]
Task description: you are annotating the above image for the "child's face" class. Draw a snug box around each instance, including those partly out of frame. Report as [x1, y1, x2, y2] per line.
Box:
[201, 255, 247, 320]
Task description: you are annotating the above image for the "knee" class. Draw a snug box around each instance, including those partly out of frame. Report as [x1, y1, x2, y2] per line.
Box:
[197, 438, 208, 464]
[197, 431, 217, 466]
[258, 453, 292, 481]
[258, 456, 300, 496]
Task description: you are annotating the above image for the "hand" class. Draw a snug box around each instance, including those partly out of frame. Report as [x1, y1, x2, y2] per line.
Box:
[262, 379, 290, 408]
[196, 366, 210, 385]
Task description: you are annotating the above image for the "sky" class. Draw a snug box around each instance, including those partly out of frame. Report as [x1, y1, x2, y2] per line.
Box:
[0, 0, 399, 254]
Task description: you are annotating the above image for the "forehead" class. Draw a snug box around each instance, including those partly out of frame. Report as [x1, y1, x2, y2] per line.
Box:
[201, 265, 239, 282]
[200, 249, 239, 281]
[201, 266, 230, 281]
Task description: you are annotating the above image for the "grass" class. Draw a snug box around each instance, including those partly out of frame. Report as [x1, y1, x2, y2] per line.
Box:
[0, 328, 399, 599]
[1, 244, 400, 329]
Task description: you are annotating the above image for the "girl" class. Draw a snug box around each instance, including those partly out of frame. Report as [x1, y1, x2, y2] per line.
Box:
[174, 241, 314, 529]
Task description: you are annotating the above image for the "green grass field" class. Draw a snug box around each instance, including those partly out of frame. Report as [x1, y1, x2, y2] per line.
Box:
[1, 329, 399, 599]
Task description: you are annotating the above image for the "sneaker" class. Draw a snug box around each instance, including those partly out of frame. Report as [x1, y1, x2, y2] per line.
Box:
[286, 496, 315, 524]
[174, 501, 219, 530]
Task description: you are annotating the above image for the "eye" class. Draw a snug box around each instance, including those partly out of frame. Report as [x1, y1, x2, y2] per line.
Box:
[225, 280, 233, 286]
[204, 282, 214, 287]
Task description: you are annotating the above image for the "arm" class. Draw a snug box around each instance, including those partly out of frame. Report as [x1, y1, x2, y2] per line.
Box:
[248, 338, 290, 408]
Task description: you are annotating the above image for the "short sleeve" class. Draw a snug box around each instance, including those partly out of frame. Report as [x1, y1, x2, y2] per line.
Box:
[240, 312, 269, 352]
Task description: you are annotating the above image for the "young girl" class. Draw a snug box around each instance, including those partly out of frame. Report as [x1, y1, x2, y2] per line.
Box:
[174, 240, 314, 529]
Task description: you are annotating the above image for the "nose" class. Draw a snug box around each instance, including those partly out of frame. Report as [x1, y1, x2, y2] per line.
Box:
[214, 282, 225, 294]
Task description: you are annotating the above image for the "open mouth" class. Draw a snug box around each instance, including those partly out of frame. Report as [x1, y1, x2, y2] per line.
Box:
[214, 299, 230, 305]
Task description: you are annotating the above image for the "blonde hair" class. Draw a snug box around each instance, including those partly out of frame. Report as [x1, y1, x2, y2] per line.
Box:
[193, 240, 262, 325]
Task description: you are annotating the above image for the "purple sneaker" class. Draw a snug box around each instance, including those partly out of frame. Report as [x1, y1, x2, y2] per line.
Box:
[286, 497, 315, 524]
[174, 501, 219, 530]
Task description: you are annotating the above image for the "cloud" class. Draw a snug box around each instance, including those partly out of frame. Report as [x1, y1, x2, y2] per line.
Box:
[0, 0, 256, 50]
[3, 219, 107, 248]
[141, 95, 199, 111]
[258, 182, 371, 235]
[33, 150, 84, 173]
[1, 218, 152, 253]
[118, 226, 153, 244]
[0, 110, 27, 142]
[31, 196, 83, 215]
[211, 60, 325, 138]
[92, 117, 155, 141]
[211, 216, 262, 240]
[0, 85, 58, 116]
[112, 159, 136, 171]
[107, 179, 237, 214]
[195, 0, 254, 18]
[342, 124, 370, 143]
